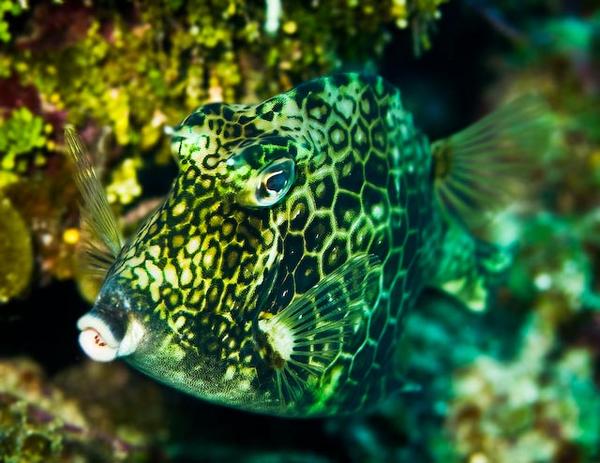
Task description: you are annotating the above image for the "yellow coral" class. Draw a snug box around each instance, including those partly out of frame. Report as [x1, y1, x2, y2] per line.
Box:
[104, 88, 131, 146]
[106, 157, 142, 206]
[391, 0, 409, 28]
[62, 227, 80, 245]
[0, 196, 33, 303]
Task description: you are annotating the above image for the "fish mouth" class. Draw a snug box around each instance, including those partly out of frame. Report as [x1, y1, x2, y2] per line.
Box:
[77, 311, 146, 362]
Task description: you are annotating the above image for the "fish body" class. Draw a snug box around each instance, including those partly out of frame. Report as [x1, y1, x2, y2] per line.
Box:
[69, 73, 549, 417]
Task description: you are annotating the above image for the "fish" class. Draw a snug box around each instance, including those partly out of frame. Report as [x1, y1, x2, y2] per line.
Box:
[66, 73, 550, 417]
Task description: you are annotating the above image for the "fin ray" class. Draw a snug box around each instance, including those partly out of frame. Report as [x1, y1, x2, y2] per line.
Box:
[432, 94, 552, 232]
[65, 127, 124, 280]
[429, 95, 551, 309]
[259, 254, 382, 407]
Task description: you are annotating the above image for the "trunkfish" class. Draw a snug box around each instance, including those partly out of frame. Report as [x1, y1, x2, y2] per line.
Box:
[67, 73, 549, 417]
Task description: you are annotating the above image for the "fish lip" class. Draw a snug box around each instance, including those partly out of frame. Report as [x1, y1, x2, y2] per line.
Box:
[76, 311, 146, 360]
[77, 312, 120, 362]
[77, 313, 120, 348]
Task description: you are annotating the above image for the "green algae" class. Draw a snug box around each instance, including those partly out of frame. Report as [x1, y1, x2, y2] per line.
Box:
[0, 0, 23, 44]
[0, 107, 48, 172]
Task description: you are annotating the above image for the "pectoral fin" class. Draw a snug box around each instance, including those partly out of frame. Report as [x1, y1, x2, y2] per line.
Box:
[258, 254, 382, 406]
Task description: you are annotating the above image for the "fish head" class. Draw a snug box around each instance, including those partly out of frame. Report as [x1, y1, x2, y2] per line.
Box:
[77, 99, 315, 409]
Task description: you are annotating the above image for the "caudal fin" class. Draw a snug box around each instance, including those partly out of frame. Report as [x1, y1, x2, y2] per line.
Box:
[429, 95, 553, 310]
[431, 94, 552, 234]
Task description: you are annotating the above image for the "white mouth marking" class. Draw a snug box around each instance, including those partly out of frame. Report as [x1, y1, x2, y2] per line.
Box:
[77, 313, 119, 362]
[77, 313, 145, 362]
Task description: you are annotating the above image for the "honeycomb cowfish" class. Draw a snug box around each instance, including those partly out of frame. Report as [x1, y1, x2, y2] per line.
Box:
[67, 73, 549, 417]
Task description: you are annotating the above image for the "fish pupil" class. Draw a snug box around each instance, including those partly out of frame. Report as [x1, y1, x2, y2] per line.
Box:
[265, 170, 287, 193]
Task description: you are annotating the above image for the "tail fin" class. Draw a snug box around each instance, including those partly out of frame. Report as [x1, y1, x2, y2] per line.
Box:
[431, 94, 552, 234]
[429, 95, 553, 310]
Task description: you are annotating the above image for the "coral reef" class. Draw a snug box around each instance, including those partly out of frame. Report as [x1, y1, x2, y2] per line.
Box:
[448, 318, 600, 463]
[405, 11, 600, 463]
[0, 358, 168, 462]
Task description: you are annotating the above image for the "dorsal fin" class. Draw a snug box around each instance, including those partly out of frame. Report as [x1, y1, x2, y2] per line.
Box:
[65, 127, 124, 279]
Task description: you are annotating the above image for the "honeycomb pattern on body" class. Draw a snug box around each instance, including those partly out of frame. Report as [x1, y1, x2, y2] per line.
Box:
[104, 74, 437, 416]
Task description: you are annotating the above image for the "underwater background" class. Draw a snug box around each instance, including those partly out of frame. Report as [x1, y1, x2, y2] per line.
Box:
[0, 0, 599, 462]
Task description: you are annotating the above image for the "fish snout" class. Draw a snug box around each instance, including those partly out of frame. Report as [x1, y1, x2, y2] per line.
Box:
[77, 308, 145, 362]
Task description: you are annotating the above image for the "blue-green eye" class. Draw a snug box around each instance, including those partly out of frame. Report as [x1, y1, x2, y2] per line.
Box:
[254, 158, 295, 207]
[265, 169, 288, 192]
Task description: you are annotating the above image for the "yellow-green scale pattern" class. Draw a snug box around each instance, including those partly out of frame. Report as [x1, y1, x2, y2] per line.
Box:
[99, 74, 438, 416]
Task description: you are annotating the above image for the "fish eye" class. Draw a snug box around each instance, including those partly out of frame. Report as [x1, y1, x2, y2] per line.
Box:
[253, 158, 295, 207]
